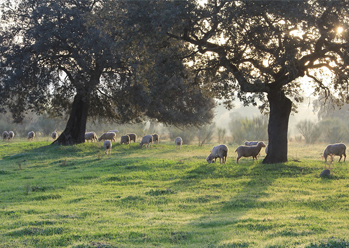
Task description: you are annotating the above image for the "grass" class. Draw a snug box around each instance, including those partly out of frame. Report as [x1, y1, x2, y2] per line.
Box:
[0, 139, 349, 247]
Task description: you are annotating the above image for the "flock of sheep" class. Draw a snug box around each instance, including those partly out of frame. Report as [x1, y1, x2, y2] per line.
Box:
[2, 130, 36, 141]
[84, 130, 182, 155]
[1, 130, 347, 164]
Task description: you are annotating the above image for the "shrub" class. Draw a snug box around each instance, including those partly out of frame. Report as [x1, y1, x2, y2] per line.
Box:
[229, 115, 268, 144]
[197, 123, 215, 146]
[296, 120, 321, 144]
[318, 118, 348, 143]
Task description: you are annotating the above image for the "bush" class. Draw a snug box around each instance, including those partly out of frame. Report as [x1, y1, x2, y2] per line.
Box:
[228, 115, 268, 144]
[167, 126, 196, 145]
[296, 120, 321, 144]
[318, 118, 348, 143]
[197, 123, 215, 146]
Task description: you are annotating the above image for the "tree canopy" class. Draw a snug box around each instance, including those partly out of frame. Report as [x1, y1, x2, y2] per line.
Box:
[0, 0, 215, 145]
[123, 0, 349, 163]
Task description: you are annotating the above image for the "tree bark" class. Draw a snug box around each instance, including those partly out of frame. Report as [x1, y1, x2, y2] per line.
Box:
[263, 90, 292, 164]
[53, 93, 89, 145]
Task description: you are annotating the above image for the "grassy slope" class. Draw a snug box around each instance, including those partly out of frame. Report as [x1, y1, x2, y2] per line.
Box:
[1, 139, 349, 248]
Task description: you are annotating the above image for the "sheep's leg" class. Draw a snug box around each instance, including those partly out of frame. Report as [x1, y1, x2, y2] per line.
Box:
[236, 156, 241, 163]
[344, 153, 346, 162]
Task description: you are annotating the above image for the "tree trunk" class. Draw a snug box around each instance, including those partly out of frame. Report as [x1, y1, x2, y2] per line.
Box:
[263, 90, 292, 164]
[53, 93, 89, 145]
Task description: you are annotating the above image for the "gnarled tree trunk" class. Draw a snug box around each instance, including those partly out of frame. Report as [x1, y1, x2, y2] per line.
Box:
[263, 90, 292, 164]
[53, 93, 89, 145]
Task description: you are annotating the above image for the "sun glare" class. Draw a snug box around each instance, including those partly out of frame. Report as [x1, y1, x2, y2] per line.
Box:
[337, 26, 344, 34]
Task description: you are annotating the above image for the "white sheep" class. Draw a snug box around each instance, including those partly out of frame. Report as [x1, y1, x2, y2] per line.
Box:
[2, 131, 8, 141]
[323, 143, 346, 163]
[98, 132, 116, 142]
[140, 135, 153, 148]
[244, 141, 259, 146]
[85, 132, 98, 142]
[120, 135, 130, 145]
[235, 141, 266, 163]
[8, 131, 14, 141]
[104, 140, 112, 155]
[175, 137, 183, 149]
[152, 133, 159, 144]
[51, 131, 57, 140]
[27, 131, 35, 140]
[126, 133, 137, 143]
[206, 144, 228, 164]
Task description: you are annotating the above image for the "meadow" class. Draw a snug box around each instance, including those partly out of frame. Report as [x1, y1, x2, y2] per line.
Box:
[1, 138, 349, 248]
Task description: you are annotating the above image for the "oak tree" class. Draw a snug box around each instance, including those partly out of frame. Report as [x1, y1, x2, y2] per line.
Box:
[130, 0, 349, 163]
[0, 0, 215, 145]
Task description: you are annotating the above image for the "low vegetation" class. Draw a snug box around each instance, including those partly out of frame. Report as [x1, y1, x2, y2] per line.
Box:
[1, 139, 349, 247]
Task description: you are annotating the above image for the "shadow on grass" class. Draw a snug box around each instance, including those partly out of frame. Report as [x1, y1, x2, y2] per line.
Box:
[173, 160, 326, 246]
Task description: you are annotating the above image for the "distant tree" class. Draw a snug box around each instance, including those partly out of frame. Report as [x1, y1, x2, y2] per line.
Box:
[217, 128, 226, 144]
[313, 96, 349, 121]
[229, 116, 268, 144]
[127, 0, 349, 163]
[296, 120, 321, 144]
[0, 0, 215, 145]
[318, 118, 348, 143]
[197, 123, 215, 146]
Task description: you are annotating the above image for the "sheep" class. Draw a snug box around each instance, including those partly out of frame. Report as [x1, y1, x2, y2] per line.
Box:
[244, 141, 259, 146]
[206, 144, 228, 164]
[8, 131, 14, 141]
[140, 135, 153, 148]
[120, 135, 131, 145]
[27, 131, 35, 140]
[175, 137, 183, 149]
[85, 132, 98, 142]
[323, 143, 346, 163]
[235, 141, 266, 163]
[51, 131, 57, 140]
[98, 132, 116, 142]
[152, 133, 159, 144]
[2, 131, 8, 141]
[104, 140, 112, 155]
[126, 133, 137, 143]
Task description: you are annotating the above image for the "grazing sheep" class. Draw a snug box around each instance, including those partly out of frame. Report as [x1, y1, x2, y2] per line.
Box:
[104, 140, 112, 155]
[235, 142, 266, 163]
[120, 135, 131, 145]
[98, 132, 116, 142]
[126, 133, 137, 143]
[206, 144, 228, 164]
[244, 141, 259, 146]
[27, 131, 35, 140]
[140, 135, 153, 148]
[152, 133, 159, 144]
[175, 137, 183, 149]
[2, 131, 8, 141]
[85, 132, 98, 142]
[323, 143, 346, 163]
[51, 131, 57, 140]
[8, 131, 14, 140]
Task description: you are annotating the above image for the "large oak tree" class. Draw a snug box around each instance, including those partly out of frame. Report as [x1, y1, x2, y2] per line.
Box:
[0, 0, 215, 145]
[126, 0, 349, 163]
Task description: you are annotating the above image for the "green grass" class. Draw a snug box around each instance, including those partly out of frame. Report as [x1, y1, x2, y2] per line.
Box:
[1, 140, 349, 247]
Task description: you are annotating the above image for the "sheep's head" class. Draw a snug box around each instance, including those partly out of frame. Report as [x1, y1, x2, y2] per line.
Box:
[206, 155, 214, 164]
[258, 142, 266, 148]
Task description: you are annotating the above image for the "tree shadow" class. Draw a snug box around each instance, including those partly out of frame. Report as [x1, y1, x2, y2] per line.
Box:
[172, 160, 321, 246]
